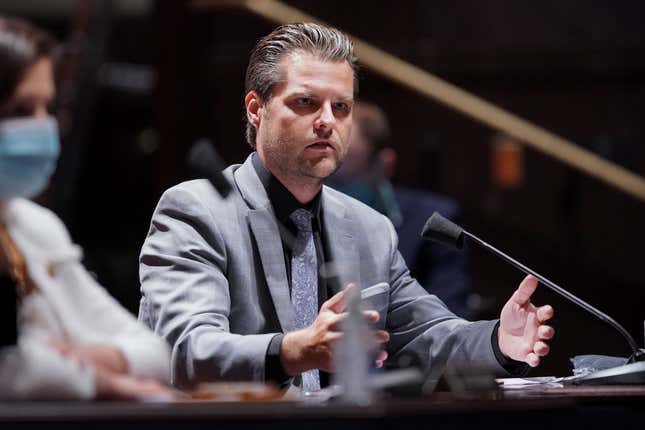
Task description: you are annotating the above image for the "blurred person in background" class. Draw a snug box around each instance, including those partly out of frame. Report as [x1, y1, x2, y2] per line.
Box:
[327, 101, 475, 318]
[0, 16, 172, 400]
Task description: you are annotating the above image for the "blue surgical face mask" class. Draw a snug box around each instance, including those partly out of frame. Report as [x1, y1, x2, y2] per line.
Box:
[0, 116, 60, 199]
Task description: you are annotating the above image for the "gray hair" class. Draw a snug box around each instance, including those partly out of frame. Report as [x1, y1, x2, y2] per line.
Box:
[244, 22, 359, 148]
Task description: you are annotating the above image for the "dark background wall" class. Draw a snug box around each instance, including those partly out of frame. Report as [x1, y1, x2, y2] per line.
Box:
[4, 0, 644, 378]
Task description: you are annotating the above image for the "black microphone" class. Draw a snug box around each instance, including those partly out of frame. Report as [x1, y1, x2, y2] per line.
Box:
[186, 139, 231, 198]
[421, 212, 645, 384]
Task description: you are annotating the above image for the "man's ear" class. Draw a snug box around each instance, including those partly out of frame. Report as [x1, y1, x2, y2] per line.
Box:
[245, 91, 264, 129]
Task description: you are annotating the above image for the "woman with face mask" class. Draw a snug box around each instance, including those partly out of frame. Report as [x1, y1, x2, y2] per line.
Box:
[0, 16, 173, 400]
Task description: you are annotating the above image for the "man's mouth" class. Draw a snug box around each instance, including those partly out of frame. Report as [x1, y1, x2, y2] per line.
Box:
[307, 141, 334, 150]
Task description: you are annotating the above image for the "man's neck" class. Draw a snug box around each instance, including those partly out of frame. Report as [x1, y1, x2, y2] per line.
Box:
[257, 154, 323, 205]
[272, 172, 322, 205]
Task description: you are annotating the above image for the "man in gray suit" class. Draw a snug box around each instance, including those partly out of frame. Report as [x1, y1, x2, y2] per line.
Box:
[139, 23, 555, 390]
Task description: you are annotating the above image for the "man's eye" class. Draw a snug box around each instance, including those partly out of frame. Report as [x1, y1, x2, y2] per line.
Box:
[333, 102, 349, 111]
[297, 98, 313, 105]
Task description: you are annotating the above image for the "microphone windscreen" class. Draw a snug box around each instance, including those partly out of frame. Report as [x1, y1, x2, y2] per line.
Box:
[187, 139, 231, 197]
[421, 212, 465, 250]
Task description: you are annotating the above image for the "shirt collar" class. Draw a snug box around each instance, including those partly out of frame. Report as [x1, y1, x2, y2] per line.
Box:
[251, 152, 322, 229]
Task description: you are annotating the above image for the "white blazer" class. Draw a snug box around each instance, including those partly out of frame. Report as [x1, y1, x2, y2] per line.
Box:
[0, 198, 170, 400]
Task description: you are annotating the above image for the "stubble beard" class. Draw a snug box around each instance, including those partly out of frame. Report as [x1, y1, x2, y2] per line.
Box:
[264, 136, 343, 185]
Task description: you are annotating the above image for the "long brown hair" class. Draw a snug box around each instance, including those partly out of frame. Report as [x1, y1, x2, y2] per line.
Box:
[0, 16, 56, 111]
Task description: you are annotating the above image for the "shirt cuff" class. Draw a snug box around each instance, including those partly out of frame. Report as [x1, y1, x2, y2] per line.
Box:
[265, 334, 291, 387]
[491, 321, 530, 376]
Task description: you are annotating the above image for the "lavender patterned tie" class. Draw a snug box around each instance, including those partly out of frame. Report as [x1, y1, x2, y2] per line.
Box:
[289, 208, 321, 392]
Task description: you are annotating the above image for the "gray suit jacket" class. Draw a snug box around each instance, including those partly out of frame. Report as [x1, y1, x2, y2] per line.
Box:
[139, 155, 508, 388]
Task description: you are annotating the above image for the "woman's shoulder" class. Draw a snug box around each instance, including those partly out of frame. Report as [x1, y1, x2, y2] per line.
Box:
[4, 198, 73, 251]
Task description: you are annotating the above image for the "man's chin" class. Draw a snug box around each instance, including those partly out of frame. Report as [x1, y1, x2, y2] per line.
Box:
[300, 158, 339, 180]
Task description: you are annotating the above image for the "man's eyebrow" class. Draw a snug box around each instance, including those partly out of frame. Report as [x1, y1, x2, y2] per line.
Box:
[288, 91, 315, 98]
[336, 95, 354, 103]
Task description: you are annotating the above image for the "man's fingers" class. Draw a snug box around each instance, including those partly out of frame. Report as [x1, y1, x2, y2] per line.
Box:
[511, 275, 539, 306]
[374, 330, 390, 344]
[324, 331, 344, 344]
[327, 312, 349, 330]
[363, 310, 380, 324]
[324, 283, 356, 313]
[375, 350, 388, 368]
[525, 352, 540, 367]
[538, 325, 555, 340]
[537, 305, 554, 323]
[533, 341, 550, 357]
[522, 311, 538, 341]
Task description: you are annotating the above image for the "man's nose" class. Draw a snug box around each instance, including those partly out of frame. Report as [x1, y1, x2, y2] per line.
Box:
[314, 102, 335, 137]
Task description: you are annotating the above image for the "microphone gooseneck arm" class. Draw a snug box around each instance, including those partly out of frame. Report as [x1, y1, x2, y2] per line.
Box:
[461, 229, 643, 361]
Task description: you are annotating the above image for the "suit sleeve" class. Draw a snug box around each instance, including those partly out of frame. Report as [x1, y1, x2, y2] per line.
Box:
[139, 185, 276, 388]
[382, 216, 509, 385]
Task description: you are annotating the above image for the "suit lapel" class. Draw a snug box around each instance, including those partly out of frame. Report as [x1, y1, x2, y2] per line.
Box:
[321, 187, 360, 295]
[247, 210, 293, 332]
[233, 157, 363, 331]
[234, 156, 293, 332]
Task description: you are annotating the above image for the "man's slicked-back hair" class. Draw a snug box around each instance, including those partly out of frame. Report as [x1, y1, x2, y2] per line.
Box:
[244, 22, 359, 148]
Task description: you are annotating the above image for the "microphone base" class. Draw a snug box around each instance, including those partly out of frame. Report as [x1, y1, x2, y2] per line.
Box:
[629, 348, 645, 363]
[572, 361, 645, 386]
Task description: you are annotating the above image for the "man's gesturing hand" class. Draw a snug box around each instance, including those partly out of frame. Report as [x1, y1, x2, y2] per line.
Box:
[280, 284, 390, 375]
[498, 275, 555, 367]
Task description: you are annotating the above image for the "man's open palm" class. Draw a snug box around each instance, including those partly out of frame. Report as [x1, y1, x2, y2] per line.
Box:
[498, 275, 555, 367]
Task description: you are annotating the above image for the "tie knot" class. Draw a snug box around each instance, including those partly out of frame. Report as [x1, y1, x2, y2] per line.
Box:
[289, 208, 313, 233]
